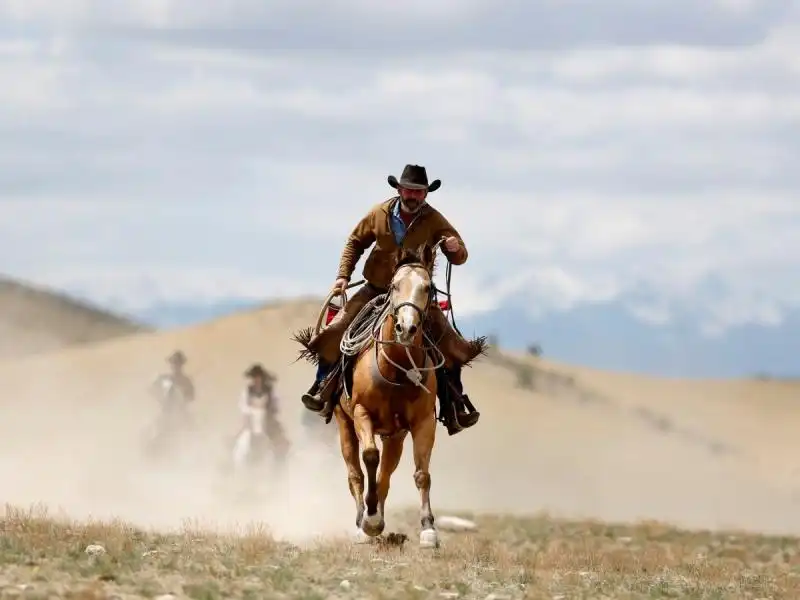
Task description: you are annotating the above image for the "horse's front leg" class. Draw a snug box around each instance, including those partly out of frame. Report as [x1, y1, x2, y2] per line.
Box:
[353, 403, 382, 537]
[375, 432, 407, 530]
[335, 407, 365, 530]
[411, 408, 438, 549]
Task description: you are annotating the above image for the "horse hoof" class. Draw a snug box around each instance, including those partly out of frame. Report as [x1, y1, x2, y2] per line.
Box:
[419, 528, 439, 549]
[360, 513, 385, 537]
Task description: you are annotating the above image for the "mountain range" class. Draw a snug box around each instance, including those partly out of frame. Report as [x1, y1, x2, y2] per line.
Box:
[136, 298, 800, 379]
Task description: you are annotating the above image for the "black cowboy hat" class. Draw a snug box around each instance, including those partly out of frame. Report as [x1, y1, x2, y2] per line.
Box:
[244, 363, 276, 380]
[387, 164, 441, 193]
[167, 350, 186, 365]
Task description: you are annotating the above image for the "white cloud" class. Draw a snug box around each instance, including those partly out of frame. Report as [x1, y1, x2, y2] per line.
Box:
[0, 0, 797, 336]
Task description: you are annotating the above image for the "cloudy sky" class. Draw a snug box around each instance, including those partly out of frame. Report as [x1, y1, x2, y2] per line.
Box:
[1, 0, 798, 335]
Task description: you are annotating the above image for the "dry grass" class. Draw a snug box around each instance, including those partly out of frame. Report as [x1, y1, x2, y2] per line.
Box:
[1, 505, 800, 599]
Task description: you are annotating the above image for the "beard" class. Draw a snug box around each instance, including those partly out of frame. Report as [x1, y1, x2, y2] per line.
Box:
[400, 198, 425, 213]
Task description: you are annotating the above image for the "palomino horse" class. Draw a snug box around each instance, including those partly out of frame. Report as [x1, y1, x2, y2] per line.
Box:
[334, 244, 445, 548]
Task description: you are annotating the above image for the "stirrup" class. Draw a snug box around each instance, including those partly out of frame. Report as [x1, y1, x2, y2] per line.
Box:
[455, 394, 479, 427]
[321, 396, 337, 424]
[446, 391, 479, 433]
[444, 413, 464, 436]
[455, 409, 480, 429]
[318, 373, 341, 423]
[437, 397, 463, 435]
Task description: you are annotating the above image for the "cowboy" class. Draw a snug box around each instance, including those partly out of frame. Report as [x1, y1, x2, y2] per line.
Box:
[149, 350, 196, 418]
[300, 164, 483, 435]
[238, 363, 288, 454]
[239, 363, 279, 416]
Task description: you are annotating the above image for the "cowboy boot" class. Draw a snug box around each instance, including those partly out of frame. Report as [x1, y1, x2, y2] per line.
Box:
[319, 368, 342, 418]
[436, 367, 465, 436]
[438, 393, 463, 436]
[447, 365, 480, 431]
[302, 363, 342, 419]
[456, 395, 480, 428]
[301, 361, 331, 413]
[301, 379, 325, 412]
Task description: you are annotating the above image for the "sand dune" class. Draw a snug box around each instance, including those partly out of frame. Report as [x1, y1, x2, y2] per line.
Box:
[0, 297, 798, 542]
[0, 276, 148, 361]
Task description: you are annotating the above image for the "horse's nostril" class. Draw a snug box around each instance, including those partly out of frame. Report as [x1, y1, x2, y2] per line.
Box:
[409, 325, 418, 335]
[395, 323, 403, 332]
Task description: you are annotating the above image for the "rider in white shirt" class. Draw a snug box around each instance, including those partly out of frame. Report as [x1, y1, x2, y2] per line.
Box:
[237, 363, 288, 457]
[240, 363, 278, 415]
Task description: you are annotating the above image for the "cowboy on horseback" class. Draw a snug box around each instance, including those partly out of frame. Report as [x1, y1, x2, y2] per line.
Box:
[237, 363, 288, 456]
[150, 350, 196, 418]
[239, 363, 279, 422]
[299, 164, 483, 435]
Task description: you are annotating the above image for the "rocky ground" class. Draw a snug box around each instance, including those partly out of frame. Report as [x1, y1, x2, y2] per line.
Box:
[1, 505, 799, 599]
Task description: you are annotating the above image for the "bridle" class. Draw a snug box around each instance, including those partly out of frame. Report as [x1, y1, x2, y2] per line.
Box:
[386, 237, 446, 329]
[371, 253, 446, 393]
[388, 263, 433, 331]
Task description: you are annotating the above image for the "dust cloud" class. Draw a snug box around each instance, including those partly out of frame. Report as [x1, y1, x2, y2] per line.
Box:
[0, 368, 366, 543]
[1, 303, 800, 542]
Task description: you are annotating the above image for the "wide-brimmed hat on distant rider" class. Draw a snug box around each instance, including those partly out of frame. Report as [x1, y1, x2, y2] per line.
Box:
[167, 350, 187, 366]
[387, 164, 441, 193]
[245, 363, 276, 380]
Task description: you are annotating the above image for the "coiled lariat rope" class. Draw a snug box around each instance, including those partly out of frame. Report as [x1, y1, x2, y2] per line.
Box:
[337, 239, 453, 392]
[339, 294, 445, 393]
[338, 293, 391, 357]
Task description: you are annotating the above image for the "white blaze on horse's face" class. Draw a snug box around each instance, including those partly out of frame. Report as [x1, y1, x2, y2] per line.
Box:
[391, 264, 432, 345]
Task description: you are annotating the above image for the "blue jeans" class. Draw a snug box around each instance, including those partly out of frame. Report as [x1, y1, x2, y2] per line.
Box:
[315, 361, 333, 383]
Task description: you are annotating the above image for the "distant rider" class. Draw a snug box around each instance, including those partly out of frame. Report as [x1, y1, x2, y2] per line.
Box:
[238, 363, 288, 459]
[149, 350, 196, 425]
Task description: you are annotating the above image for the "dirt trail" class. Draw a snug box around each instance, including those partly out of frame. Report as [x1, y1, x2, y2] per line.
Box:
[0, 300, 798, 541]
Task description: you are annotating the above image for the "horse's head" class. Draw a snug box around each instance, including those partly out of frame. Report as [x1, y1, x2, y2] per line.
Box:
[389, 244, 436, 346]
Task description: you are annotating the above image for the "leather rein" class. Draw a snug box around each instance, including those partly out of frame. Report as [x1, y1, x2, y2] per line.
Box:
[370, 258, 446, 393]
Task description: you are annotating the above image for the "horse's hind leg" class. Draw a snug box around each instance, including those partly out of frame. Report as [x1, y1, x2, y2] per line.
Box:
[411, 412, 438, 549]
[335, 407, 365, 530]
[353, 403, 382, 536]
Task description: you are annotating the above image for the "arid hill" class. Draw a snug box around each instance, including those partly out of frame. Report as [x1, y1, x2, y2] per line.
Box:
[0, 296, 798, 543]
[0, 276, 149, 361]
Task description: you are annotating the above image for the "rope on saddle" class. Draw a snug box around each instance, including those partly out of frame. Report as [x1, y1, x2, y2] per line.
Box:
[339, 294, 391, 357]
